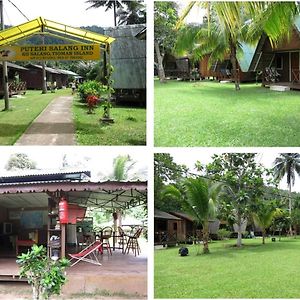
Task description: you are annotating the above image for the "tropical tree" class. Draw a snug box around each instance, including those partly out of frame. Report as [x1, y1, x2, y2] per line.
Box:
[252, 201, 278, 244]
[5, 153, 37, 171]
[86, 1, 144, 26]
[163, 177, 218, 254]
[117, 1, 146, 25]
[154, 1, 179, 83]
[176, 2, 299, 91]
[207, 153, 265, 247]
[273, 153, 300, 234]
[154, 153, 188, 211]
[176, 2, 251, 90]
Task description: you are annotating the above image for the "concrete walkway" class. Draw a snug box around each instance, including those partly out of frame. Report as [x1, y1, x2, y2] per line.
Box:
[15, 95, 76, 145]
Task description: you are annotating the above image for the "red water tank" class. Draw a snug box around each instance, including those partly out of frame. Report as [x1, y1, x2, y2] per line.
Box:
[58, 197, 68, 224]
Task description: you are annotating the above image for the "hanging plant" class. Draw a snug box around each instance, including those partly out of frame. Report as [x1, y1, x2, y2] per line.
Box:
[100, 64, 115, 124]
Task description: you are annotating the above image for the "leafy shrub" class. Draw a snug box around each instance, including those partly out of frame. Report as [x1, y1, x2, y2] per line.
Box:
[77, 80, 107, 102]
[87, 95, 99, 114]
[217, 228, 231, 240]
[17, 245, 69, 300]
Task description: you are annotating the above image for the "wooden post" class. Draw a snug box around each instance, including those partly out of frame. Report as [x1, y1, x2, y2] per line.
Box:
[0, 0, 9, 110]
[61, 223, 66, 258]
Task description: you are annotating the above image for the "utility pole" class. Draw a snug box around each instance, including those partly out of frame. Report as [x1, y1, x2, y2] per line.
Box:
[0, 0, 9, 110]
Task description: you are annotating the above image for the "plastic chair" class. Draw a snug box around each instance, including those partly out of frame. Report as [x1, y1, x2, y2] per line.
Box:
[125, 227, 143, 257]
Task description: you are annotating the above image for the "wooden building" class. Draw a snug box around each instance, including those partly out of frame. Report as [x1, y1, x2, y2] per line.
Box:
[199, 42, 257, 82]
[19, 64, 78, 90]
[248, 16, 300, 89]
[0, 62, 27, 97]
[0, 170, 147, 261]
[154, 209, 183, 245]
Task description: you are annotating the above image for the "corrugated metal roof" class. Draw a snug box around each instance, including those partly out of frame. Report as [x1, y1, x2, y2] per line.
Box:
[238, 42, 258, 72]
[6, 62, 29, 70]
[295, 15, 300, 32]
[154, 209, 181, 220]
[0, 169, 90, 178]
[0, 169, 91, 184]
[0, 181, 147, 209]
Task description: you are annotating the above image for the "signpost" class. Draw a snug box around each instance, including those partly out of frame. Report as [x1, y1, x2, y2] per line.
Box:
[0, 43, 101, 61]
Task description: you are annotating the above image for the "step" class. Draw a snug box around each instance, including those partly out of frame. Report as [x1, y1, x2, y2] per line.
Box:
[270, 85, 290, 92]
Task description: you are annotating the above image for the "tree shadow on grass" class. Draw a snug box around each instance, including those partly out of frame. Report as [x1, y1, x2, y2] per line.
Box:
[0, 124, 28, 137]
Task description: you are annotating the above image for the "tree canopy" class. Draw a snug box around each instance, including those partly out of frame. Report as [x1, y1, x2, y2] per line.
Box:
[5, 153, 37, 171]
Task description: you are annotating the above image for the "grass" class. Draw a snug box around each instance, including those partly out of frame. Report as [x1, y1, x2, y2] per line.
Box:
[154, 80, 300, 146]
[0, 89, 70, 145]
[155, 238, 300, 298]
[73, 97, 146, 145]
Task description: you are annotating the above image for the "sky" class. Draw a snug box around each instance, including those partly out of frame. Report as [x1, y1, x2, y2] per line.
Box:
[165, 149, 300, 192]
[0, 146, 148, 182]
[3, 0, 115, 27]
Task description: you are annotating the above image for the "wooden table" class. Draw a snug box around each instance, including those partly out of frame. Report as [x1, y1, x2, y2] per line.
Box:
[16, 239, 35, 255]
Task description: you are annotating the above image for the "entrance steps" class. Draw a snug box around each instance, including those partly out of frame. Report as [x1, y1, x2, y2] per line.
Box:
[270, 85, 290, 92]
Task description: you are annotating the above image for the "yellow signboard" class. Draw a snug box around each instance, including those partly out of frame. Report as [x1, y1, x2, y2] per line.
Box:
[0, 44, 100, 61]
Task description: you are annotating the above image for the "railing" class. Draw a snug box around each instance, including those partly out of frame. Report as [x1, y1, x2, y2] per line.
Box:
[8, 81, 27, 95]
[292, 69, 300, 83]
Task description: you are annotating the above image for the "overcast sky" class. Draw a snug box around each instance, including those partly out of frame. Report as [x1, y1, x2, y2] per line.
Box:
[163, 149, 300, 192]
[0, 147, 148, 182]
[3, 0, 115, 27]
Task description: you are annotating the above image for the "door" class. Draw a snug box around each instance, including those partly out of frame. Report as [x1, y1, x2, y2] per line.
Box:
[291, 52, 299, 82]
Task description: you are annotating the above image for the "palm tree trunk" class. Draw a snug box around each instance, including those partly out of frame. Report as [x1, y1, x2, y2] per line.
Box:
[154, 41, 166, 83]
[202, 221, 210, 254]
[289, 182, 292, 235]
[229, 39, 240, 91]
[113, 0, 117, 26]
[236, 214, 242, 247]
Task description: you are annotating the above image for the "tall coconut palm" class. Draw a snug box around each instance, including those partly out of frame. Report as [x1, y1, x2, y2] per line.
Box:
[273, 153, 300, 234]
[117, 1, 146, 25]
[163, 177, 218, 254]
[176, 1, 299, 91]
[176, 2, 249, 91]
[86, 0, 130, 26]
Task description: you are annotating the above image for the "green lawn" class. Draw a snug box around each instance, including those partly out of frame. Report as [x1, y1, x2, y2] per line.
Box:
[155, 238, 300, 298]
[154, 80, 300, 146]
[0, 89, 69, 145]
[73, 98, 146, 145]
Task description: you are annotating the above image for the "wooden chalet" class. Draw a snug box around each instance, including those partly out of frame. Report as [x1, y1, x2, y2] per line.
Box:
[19, 64, 78, 90]
[163, 54, 195, 80]
[0, 62, 27, 97]
[248, 16, 300, 90]
[154, 209, 183, 245]
[199, 43, 257, 82]
[170, 211, 221, 241]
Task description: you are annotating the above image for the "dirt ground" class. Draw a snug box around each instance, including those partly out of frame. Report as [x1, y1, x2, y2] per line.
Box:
[0, 282, 146, 300]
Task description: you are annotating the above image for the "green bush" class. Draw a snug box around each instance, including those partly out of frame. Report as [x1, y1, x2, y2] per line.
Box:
[77, 80, 107, 102]
[217, 228, 232, 240]
[17, 245, 70, 300]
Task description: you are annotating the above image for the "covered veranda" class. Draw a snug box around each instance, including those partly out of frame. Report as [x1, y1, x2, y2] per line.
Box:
[0, 172, 147, 296]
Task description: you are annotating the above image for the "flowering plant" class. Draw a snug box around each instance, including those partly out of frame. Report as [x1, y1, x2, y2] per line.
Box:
[86, 95, 99, 114]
